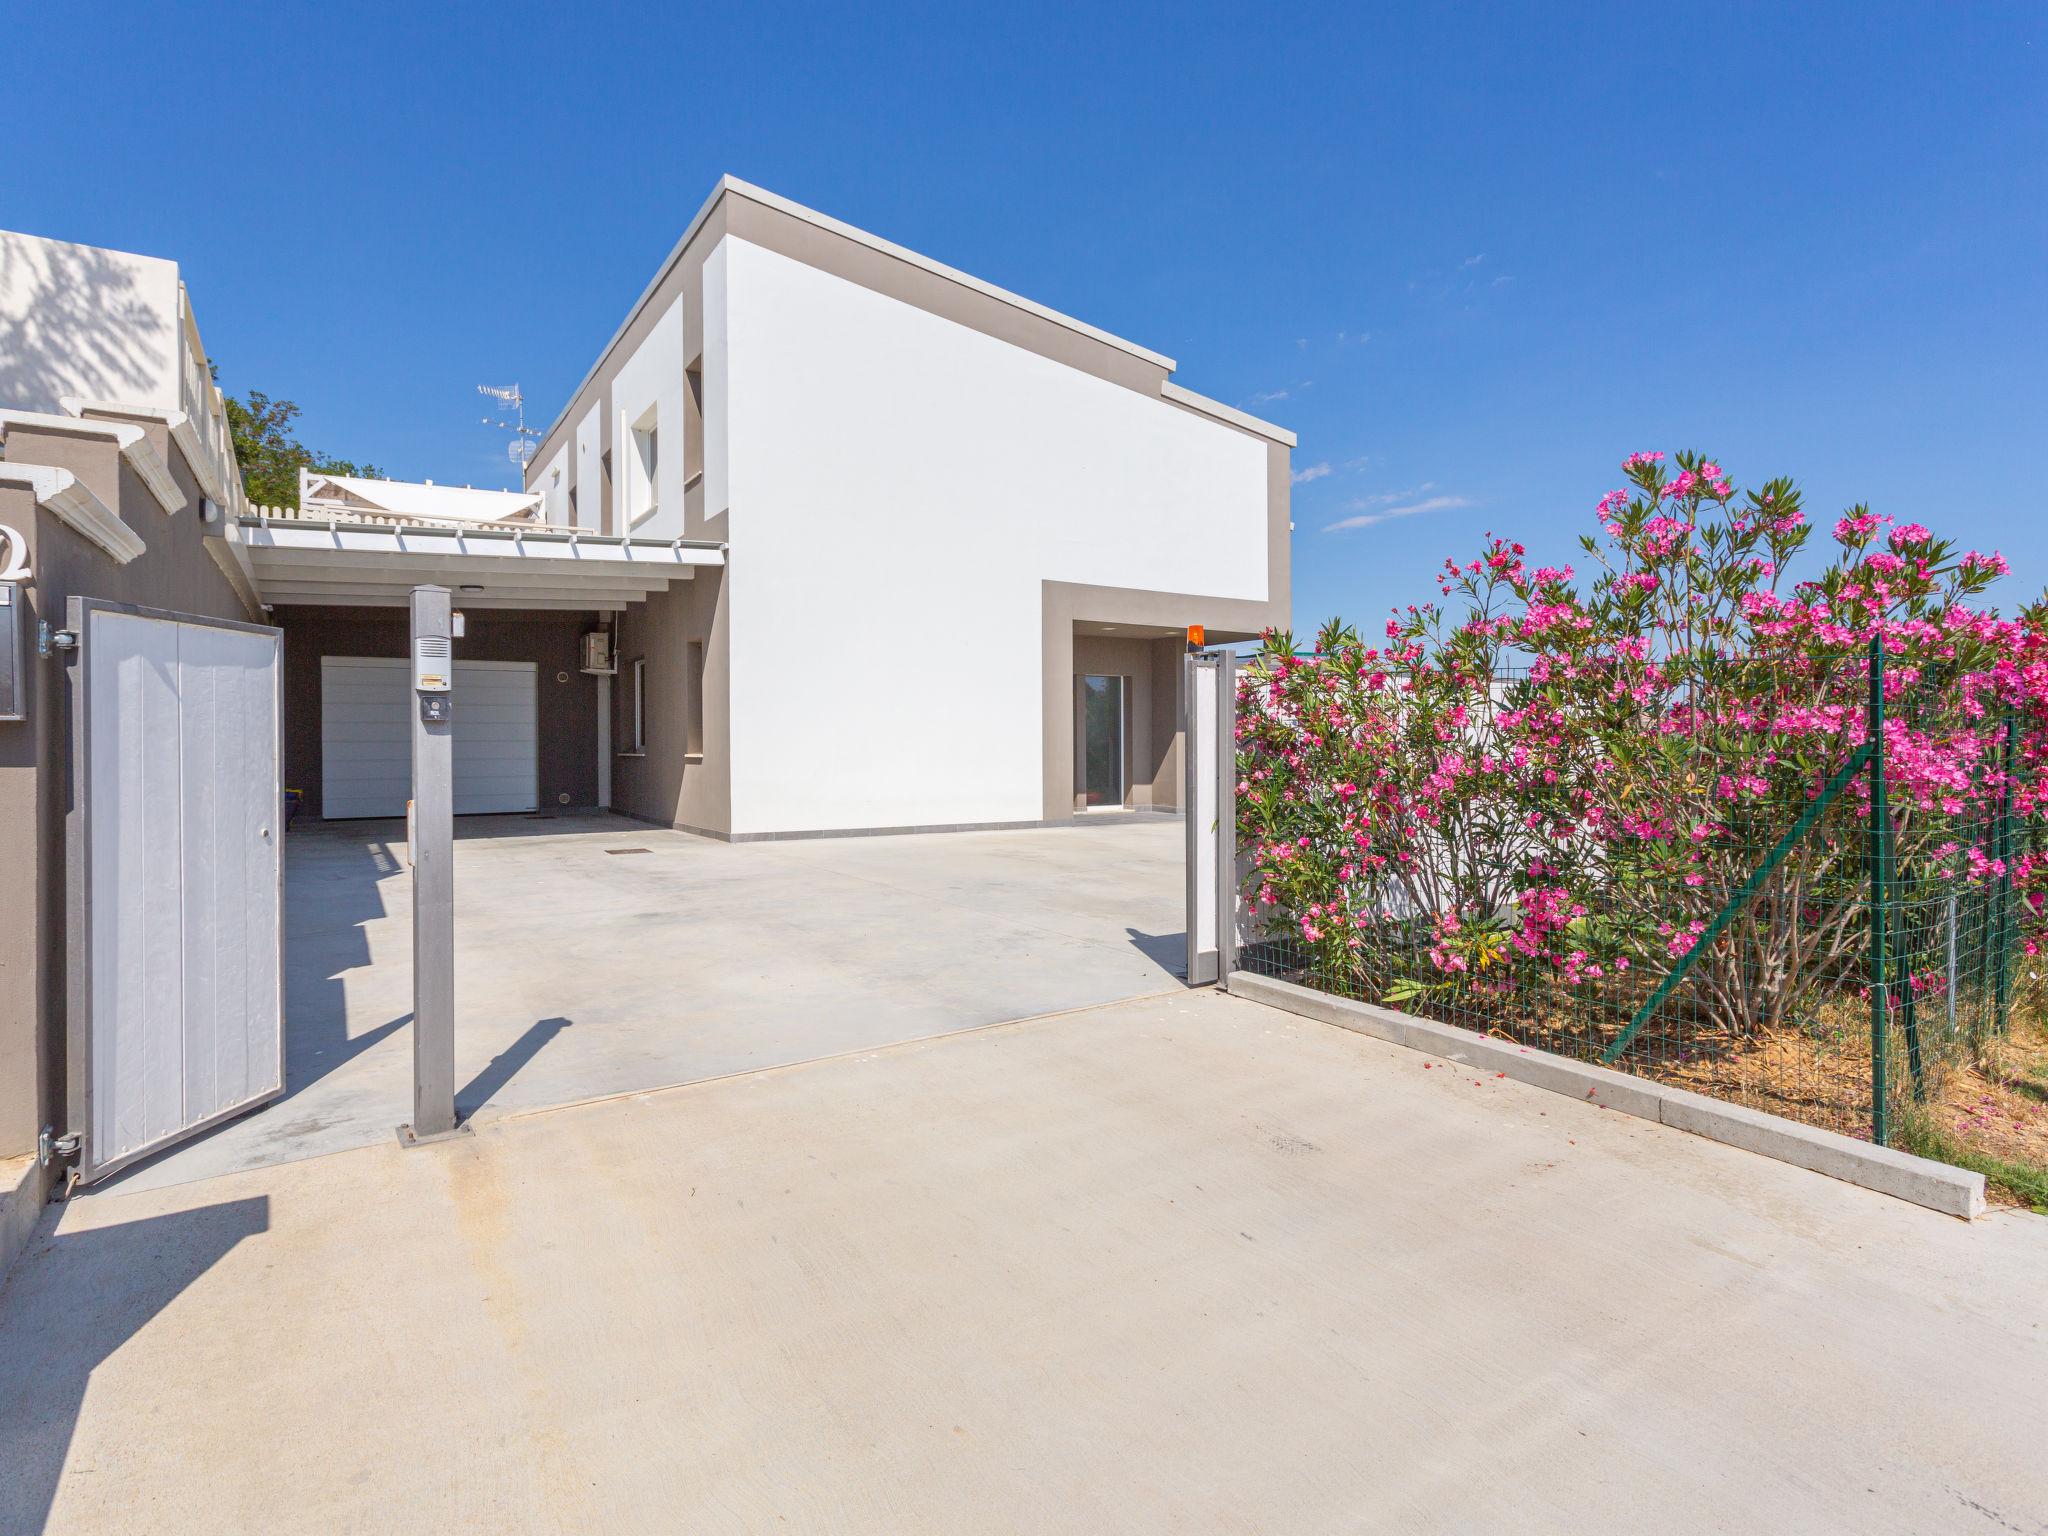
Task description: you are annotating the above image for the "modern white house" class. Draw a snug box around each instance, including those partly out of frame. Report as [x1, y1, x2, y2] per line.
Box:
[0, 188, 1291, 1206]
[520, 176, 1293, 838]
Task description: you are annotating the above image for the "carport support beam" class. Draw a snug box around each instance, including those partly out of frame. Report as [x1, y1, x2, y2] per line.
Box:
[400, 584, 463, 1145]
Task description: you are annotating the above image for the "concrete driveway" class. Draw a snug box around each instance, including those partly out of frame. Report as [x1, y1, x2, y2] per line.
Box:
[4, 987, 2043, 1534]
[104, 813, 1187, 1194]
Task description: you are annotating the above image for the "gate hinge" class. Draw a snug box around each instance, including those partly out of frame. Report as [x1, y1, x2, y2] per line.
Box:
[41, 1128, 80, 1166]
[37, 622, 77, 659]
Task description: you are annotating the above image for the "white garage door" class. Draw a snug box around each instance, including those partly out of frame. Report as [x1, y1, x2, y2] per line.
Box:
[321, 656, 538, 818]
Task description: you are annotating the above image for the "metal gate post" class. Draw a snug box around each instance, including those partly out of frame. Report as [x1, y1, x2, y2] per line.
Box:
[1215, 651, 1238, 987]
[1183, 650, 1221, 986]
[400, 584, 462, 1145]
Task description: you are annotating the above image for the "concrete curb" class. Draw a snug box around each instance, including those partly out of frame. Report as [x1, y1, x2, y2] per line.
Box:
[1225, 971, 1987, 1220]
[0, 1153, 53, 1293]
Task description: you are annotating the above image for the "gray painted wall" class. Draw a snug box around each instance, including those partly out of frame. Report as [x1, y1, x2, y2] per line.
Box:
[0, 419, 254, 1160]
[608, 568, 730, 836]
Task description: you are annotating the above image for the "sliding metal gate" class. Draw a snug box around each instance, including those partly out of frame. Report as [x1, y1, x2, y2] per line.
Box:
[1183, 650, 1237, 986]
[66, 599, 285, 1183]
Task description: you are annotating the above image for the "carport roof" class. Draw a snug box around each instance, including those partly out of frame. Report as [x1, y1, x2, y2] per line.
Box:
[224, 511, 725, 611]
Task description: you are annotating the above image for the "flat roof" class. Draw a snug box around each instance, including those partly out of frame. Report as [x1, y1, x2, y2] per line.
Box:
[231, 512, 725, 611]
[305, 473, 543, 522]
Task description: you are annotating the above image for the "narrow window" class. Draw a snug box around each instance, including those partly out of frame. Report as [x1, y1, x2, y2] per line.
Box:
[631, 657, 648, 753]
[685, 641, 705, 757]
[684, 361, 704, 487]
[630, 405, 659, 525]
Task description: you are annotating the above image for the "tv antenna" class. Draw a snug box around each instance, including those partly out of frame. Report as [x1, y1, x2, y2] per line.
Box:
[478, 383, 540, 473]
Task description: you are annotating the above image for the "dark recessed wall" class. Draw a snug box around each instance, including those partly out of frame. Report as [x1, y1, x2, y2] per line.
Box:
[278, 607, 601, 818]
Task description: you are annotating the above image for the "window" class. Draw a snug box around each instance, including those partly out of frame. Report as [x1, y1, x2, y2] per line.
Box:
[630, 658, 647, 754]
[685, 641, 705, 757]
[684, 361, 704, 488]
[628, 405, 658, 526]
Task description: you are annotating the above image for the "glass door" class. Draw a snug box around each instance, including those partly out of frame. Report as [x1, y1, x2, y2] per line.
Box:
[1080, 674, 1125, 806]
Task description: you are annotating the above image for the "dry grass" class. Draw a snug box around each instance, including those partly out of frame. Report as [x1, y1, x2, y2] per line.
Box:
[1909, 1008, 2048, 1210]
[1645, 1000, 2048, 1210]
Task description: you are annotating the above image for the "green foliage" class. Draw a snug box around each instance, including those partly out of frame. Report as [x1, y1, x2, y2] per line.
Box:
[212, 364, 383, 508]
[1236, 449, 2043, 1086]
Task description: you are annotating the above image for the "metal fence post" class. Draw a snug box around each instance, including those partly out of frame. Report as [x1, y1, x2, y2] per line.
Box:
[400, 584, 462, 1145]
[1868, 636, 1891, 1147]
[1946, 890, 1959, 1038]
[1994, 709, 2018, 1037]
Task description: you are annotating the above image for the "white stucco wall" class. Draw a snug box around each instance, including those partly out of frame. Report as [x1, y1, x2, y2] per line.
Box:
[701, 242, 729, 521]
[533, 442, 571, 524]
[573, 403, 602, 532]
[607, 292, 688, 541]
[718, 235, 1270, 835]
[0, 229, 183, 413]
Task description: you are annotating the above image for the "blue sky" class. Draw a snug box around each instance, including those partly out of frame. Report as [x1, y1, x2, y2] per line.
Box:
[6, 1, 2043, 633]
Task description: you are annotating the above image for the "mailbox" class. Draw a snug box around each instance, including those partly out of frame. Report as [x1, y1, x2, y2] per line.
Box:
[0, 583, 23, 723]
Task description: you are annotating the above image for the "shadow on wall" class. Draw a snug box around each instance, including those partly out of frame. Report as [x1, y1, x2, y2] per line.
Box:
[0, 1196, 270, 1533]
[0, 236, 170, 412]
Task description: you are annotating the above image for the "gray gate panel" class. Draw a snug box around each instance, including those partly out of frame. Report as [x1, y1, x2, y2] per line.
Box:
[68, 599, 285, 1184]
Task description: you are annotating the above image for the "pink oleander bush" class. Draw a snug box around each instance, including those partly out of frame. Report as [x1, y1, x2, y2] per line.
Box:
[1238, 450, 2048, 1050]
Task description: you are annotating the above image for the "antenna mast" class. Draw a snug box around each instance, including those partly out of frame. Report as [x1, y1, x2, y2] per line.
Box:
[478, 383, 541, 479]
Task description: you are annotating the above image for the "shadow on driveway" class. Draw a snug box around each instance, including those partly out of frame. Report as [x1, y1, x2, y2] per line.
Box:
[459, 1016, 573, 1120]
[1125, 926, 1188, 978]
[0, 1197, 270, 1534]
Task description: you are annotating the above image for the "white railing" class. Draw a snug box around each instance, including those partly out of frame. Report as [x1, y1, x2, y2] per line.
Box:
[255, 501, 563, 534]
[176, 284, 241, 512]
